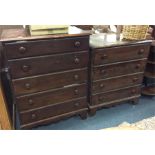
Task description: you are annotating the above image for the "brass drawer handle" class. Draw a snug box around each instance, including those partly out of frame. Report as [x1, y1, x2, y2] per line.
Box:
[74, 74, 79, 80]
[74, 89, 79, 95]
[74, 57, 80, 64]
[19, 46, 26, 54]
[22, 65, 30, 72]
[74, 41, 81, 47]
[74, 102, 80, 107]
[25, 83, 31, 89]
[31, 113, 36, 119]
[101, 54, 108, 60]
[138, 49, 144, 55]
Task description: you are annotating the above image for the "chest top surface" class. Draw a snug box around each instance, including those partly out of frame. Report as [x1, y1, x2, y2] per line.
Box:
[90, 33, 152, 49]
[0, 26, 90, 43]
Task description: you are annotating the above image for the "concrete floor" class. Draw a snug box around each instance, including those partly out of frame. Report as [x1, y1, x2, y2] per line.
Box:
[33, 96, 155, 130]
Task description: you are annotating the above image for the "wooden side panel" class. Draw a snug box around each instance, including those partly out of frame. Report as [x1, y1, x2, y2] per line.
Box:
[0, 84, 12, 129]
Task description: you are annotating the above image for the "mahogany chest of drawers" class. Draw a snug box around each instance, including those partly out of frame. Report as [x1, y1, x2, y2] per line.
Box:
[89, 34, 151, 115]
[0, 29, 152, 129]
[0, 30, 90, 129]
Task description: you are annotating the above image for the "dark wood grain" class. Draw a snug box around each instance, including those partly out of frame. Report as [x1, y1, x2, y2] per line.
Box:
[92, 59, 147, 80]
[13, 68, 87, 96]
[5, 36, 89, 59]
[20, 109, 88, 129]
[92, 86, 141, 106]
[1, 31, 90, 129]
[93, 44, 150, 65]
[142, 85, 155, 96]
[19, 97, 87, 125]
[92, 73, 143, 94]
[9, 51, 88, 79]
[16, 84, 87, 112]
[89, 35, 151, 112]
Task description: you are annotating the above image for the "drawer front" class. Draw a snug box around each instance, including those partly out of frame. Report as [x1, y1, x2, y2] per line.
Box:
[92, 73, 143, 94]
[19, 97, 87, 125]
[5, 36, 89, 59]
[93, 44, 150, 65]
[93, 59, 146, 80]
[16, 84, 87, 111]
[92, 86, 141, 106]
[9, 51, 88, 79]
[13, 69, 87, 96]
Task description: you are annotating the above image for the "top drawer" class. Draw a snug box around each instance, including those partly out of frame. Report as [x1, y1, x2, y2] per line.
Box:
[4, 36, 89, 59]
[93, 44, 150, 66]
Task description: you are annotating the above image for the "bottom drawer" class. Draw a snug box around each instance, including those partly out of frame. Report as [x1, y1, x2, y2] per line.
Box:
[92, 86, 141, 106]
[19, 97, 87, 125]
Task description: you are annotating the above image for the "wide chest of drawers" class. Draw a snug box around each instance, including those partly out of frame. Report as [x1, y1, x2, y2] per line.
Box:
[1, 33, 90, 129]
[89, 34, 151, 115]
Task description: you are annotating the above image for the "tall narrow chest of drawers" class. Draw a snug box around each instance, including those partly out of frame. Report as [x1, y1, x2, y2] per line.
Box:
[89, 34, 151, 115]
[0, 29, 90, 129]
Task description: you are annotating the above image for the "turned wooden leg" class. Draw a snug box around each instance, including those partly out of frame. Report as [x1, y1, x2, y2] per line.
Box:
[130, 98, 139, 105]
[89, 108, 97, 116]
[79, 111, 88, 120]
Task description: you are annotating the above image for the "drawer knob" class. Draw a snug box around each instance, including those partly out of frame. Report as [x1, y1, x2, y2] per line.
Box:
[28, 99, 33, 105]
[74, 74, 79, 80]
[99, 96, 104, 102]
[74, 102, 80, 107]
[101, 54, 108, 59]
[133, 77, 139, 82]
[25, 83, 31, 89]
[74, 41, 81, 47]
[74, 89, 79, 95]
[100, 83, 105, 88]
[138, 49, 144, 55]
[19, 46, 26, 54]
[74, 57, 80, 64]
[100, 69, 107, 75]
[131, 89, 136, 94]
[22, 65, 30, 72]
[31, 113, 36, 119]
[135, 64, 141, 69]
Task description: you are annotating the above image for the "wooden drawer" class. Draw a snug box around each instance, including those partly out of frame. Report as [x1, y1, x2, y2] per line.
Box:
[8, 51, 88, 79]
[92, 73, 143, 94]
[13, 68, 87, 96]
[19, 97, 87, 125]
[5, 36, 89, 59]
[92, 86, 141, 106]
[16, 84, 87, 111]
[93, 59, 146, 80]
[93, 44, 150, 65]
